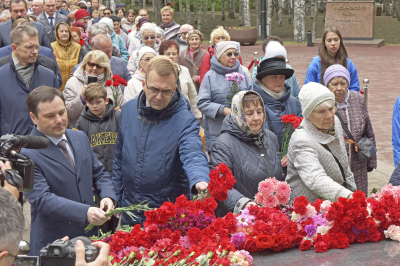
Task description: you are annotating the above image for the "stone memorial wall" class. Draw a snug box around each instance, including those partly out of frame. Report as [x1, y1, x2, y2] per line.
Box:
[325, 1, 374, 39]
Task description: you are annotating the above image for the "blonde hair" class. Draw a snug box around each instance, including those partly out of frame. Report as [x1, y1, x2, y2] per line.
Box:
[146, 56, 178, 82]
[81, 50, 112, 80]
[67, 0, 77, 7]
[210, 26, 230, 46]
[160, 6, 174, 16]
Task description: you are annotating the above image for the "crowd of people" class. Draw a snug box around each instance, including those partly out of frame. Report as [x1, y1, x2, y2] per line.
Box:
[0, 0, 384, 264]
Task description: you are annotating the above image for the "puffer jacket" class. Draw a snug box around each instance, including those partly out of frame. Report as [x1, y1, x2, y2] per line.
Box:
[198, 56, 252, 151]
[75, 99, 120, 173]
[285, 116, 357, 203]
[210, 114, 282, 217]
[63, 66, 125, 128]
[112, 89, 210, 225]
[253, 81, 302, 148]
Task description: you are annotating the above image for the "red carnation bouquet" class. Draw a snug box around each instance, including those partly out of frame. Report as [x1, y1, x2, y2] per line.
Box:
[280, 114, 303, 159]
[105, 74, 127, 108]
[207, 163, 236, 201]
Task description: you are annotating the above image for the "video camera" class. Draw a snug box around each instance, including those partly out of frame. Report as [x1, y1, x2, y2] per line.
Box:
[0, 134, 49, 192]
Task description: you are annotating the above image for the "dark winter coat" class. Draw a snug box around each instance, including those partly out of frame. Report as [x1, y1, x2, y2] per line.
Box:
[209, 114, 282, 217]
[75, 99, 121, 173]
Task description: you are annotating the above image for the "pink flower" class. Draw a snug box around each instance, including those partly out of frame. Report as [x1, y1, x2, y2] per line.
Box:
[320, 200, 332, 213]
[275, 182, 291, 197]
[262, 195, 279, 208]
[254, 192, 264, 205]
[305, 204, 317, 217]
[258, 179, 277, 195]
[276, 193, 290, 205]
[238, 250, 253, 264]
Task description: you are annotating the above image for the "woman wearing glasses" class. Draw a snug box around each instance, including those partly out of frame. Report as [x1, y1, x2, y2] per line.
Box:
[124, 47, 156, 102]
[127, 23, 160, 76]
[197, 41, 251, 152]
[324, 65, 376, 194]
[253, 57, 302, 172]
[177, 29, 211, 92]
[63, 50, 125, 128]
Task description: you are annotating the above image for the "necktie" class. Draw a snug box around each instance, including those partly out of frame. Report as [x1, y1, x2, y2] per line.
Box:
[49, 17, 54, 27]
[57, 139, 75, 169]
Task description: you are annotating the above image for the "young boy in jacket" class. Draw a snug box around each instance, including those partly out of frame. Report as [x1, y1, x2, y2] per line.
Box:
[74, 83, 120, 232]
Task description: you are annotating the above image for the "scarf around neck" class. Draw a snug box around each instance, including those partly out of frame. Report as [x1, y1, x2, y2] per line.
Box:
[159, 20, 176, 30]
[12, 52, 35, 89]
[84, 71, 105, 83]
[257, 81, 286, 99]
[313, 123, 336, 136]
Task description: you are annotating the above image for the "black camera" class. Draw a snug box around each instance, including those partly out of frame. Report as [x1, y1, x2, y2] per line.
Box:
[0, 134, 49, 191]
[40, 237, 99, 266]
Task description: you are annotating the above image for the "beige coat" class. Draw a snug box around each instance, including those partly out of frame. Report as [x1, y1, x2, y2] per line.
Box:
[178, 65, 201, 119]
[63, 66, 125, 128]
[124, 69, 144, 102]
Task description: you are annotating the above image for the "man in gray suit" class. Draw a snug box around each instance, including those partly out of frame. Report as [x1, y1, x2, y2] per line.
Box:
[0, 0, 51, 48]
[36, 0, 69, 43]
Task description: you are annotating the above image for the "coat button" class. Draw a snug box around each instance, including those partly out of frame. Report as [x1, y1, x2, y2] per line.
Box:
[82, 200, 86, 203]
[78, 178, 81, 183]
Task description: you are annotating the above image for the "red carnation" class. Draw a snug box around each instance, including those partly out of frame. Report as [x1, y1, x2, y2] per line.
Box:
[314, 241, 328, 253]
[105, 80, 112, 86]
[299, 240, 313, 251]
[187, 228, 201, 243]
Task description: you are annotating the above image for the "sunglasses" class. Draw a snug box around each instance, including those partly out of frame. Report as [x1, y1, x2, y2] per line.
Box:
[143, 36, 156, 40]
[87, 62, 104, 69]
[223, 52, 239, 58]
[104, 12, 111, 15]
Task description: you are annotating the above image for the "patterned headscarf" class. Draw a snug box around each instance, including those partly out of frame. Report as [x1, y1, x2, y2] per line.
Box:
[231, 90, 266, 136]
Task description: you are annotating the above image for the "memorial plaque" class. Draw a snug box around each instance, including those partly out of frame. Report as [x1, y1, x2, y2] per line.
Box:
[325, 1, 374, 39]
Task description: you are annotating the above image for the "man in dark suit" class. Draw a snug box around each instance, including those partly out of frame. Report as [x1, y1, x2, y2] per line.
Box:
[22, 86, 117, 256]
[36, 0, 69, 43]
[0, 0, 52, 48]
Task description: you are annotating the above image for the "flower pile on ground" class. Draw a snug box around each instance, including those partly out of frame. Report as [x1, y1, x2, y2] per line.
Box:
[254, 177, 291, 208]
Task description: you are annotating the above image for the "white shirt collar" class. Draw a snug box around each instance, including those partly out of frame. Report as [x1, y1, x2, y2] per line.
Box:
[37, 127, 68, 146]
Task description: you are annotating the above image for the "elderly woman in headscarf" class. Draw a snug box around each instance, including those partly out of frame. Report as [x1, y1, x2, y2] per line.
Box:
[176, 24, 194, 51]
[197, 41, 252, 152]
[324, 65, 376, 194]
[286, 82, 357, 202]
[210, 90, 282, 217]
[51, 22, 82, 91]
[253, 57, 302, 169]
[177, 29, 210, 91]
[127, 22, 160, 76]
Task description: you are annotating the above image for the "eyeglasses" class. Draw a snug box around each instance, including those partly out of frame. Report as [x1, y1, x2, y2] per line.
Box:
[16, 44, 41, 52]
[143, 36, 156, 40]
[223, 52, 239, 58]
[146, 83, 174, 97]
[87, 61, 104, 69]
[140, 58, 152, 62]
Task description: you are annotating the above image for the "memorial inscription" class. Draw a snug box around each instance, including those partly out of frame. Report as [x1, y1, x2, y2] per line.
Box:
[326, 1, 374, 39]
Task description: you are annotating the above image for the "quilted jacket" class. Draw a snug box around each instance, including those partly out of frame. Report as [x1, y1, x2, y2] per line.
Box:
[209, 114, 282, 217]
[285, 116, 357, 202]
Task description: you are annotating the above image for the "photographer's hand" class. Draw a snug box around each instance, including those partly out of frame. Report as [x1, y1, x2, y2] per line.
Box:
[75, 240, 112, 266]
[0, 161, 19, 200]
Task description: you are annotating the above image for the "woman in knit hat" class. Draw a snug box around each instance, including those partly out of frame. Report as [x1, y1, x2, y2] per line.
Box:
[286, 82, 357, 202]
[324, 64, 376, 194]
[304, 27, 360, 92]
[209, 90, 282, 217]
[197, 41, 251, 152]
[177, 29, 211, 91]
[176, 24, 193, 51]
[99, 17, 129, 62]
[253, 56, 302, 172]
[124, 47, 156, 102]
[252, 36, 300, 98]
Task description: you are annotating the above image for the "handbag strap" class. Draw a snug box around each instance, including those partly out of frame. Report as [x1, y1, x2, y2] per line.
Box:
[254, 138, 275, 178]
[321, 143, 348, 189]
[335, 111, 359, 152]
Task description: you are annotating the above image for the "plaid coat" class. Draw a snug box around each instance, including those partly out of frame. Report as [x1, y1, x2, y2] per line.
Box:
[336, 90, 377, 195]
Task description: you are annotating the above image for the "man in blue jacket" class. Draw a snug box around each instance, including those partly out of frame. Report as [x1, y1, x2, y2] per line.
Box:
[0, 24, 59, 136]
[0, 0, 52, 49]
[112, 56, 210, 225]
[22, 86, 117, 255]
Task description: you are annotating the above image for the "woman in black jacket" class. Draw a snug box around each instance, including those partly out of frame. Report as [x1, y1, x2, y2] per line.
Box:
[209, 90, 282, 217]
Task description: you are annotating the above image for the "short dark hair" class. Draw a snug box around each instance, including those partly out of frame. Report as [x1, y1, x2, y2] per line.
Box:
[262, 36, 283, 53]
[27, 86, 65, 117]
[159, 39, 179, 56]
[89, 7, 98, 16]
[77, 2, 87, 9]
[10, 0, 27, 10]
[104, 7, 112, 13]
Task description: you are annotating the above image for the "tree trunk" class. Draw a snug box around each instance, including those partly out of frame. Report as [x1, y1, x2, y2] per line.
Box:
[255, 0, 260, 31]
[392, 0, 397, 18]
[243, 0, 250, 26]
[110, 0, 115, 14]
[267, 0, 273, 35]
[312, 0, 317, 39]
[221, 0, 226, 21]
[154, 0, 162, 25]
[143, 0, 146, 8]
[278, 0, 282, 26]
[179, 0, 183, 21]
[239, 0, 244, 26]
[294, 0, 305, 42]
[211, 0, 215, 20]
[203, 0, 207, 30]
[186, 0, 191, 24]
[229, 0, 235, 19]
[197, 0, 202, 31]
[291, 0, 294, 24]
[305, 0, 311, 15]
[194, 0, 198, 25]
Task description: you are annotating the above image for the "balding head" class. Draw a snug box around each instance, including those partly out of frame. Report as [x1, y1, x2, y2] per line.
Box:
[91, 34, 113, 59]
